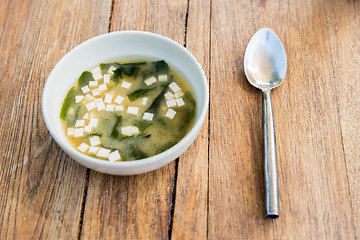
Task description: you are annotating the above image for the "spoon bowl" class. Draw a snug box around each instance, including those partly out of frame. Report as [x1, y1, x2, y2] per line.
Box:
[244, 28, 287, 218]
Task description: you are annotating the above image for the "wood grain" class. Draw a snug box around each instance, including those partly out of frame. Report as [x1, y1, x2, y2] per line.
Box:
[0, 0, 111, 239]
[171, 0, 210, 238]
[80, 0, 188, 239]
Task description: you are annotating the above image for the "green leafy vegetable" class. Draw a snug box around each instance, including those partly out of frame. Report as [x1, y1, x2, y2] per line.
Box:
[78, 71, 94, 87]
[111, 115, 123, 138]
[60, 87, 75, 120]
[129, 145, 148, 160]
[152, 60, 170, 73]
[127, 88, 154, 102]
[99, 62, 121, 72]
[134, 120, 152, 132]
[146, 87, 168, 113]
[121, 62, 146, 76]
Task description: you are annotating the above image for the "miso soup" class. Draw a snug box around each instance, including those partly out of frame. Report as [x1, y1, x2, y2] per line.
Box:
[60, 59, 196, 161]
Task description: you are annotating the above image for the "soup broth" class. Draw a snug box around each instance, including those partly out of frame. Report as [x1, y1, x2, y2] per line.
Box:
[60, 59, 196, 161]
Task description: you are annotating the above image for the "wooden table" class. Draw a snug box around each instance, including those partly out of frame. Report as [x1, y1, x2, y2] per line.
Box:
[1, 0, 359, 239]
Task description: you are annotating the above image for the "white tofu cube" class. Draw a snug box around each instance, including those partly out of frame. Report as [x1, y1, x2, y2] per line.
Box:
[84, 94, 94, 102]
[142, 97, 148, 105]
[92, 72, 103, 81]
[89, 81, 98, 88]
[121, 126, 133, 136]
[88, 146, 100, 154]
[92, 89, 101, 97]
[104, 94, 113, 103]
[115, 105, 124, 111]
[81, 86, 90, 94]
[90, 66, 101, 74]
[74, 128, 84, 138]
[144, 76, 157, 86]
[114, 95, 124, 104]
[169, 82, 181, 93]
[96, 102, 106, 111]
[94, 98, 103, 104]
[89, 136, 101, 146]
[174, 91, 184, 99]
[127, 106, 139, 115]
[103, 74, 110, 84]
[75, 95, 84, 103]
[75, 120, 85, 127]
[84, 125, 92, 133]
[98, 83, 108, 92]
[77, 143, 89, 153]
[164, 91, 175, 100]
[158, 74, 167, 82]
[67, 128, 74, 136]
[85, 101, 96, 111]
[131, 126, 139, 135]
[68, 108, 74, 115]
[166, 99, 177, 108]
[165, 108, 176, 119]
[108, 150, 121, 162]
[108, 66, 116, 75]
[121, 81, 131, 89]
[96, 148, 111, 158]
[142, 112, 154, 121]
[106, 104, 115, 111]
[176, 98, 185, 107]
[83, 113, 89, 119]
[88, 118, 98, 128]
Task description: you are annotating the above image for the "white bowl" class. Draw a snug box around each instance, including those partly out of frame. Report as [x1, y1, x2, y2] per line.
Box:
[42, 31, 209, 175]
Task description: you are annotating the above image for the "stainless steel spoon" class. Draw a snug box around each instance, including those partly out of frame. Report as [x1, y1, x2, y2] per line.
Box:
[244, 28, 287, 218]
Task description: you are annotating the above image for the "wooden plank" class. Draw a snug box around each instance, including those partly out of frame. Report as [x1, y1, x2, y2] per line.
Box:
[80, 0, 188, 239]
[171, 0, 210, 238]
[0, 0, 111, 238]
[324, 0, 360, 238]
[209, 0, 355, 239]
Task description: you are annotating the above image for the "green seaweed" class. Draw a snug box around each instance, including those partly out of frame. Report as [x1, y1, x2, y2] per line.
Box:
[111, 115, 123, 138]
[127, 88, 154, 102]
[60, 87, 75, 120]
[134, 119, 152, 132]
[146, 87, 168, 114]
[99, 62, 121, 72]
[78, 71, 94, 87]
[152, 60, 170, 73]
[121, 62, 146, 76]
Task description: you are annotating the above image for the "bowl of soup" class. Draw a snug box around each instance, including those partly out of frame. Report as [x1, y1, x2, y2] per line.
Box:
[42, 31, 208, 175]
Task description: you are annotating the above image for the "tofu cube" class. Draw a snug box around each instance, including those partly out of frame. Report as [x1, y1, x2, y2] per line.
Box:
[131, 126, 139, 135]
[88, 118, 98, 128]
[108, 66, 116, 75]
[75, 120, 85, 128]
[84, 94, 94, 102]
[81, 85, 90, 94]
[165, 108, 176, 119]
[77, 143, 89, 153]
[176, 97, 185, 107]
[121, 81, 131, 89]
[106, 104, 115, 111]
[92, 72, 103, 81]
[169, 82, 181, 93]
[67, 128, 74, 136]
[89, 136, 101, 146]
[74, 128, 84, 138]
[83, 113, 89, 119]
[121, 126, 133, 136]
[104, 94, 113, 103]
[142, 97, 148, 105]
[166, 99, 177, 108]
[164, 91, 175, 100]
[174, 91, 184, 99]
[127, 106, 139, 115]
[114, 95, 124, 104]
[68, 108, 74, 115]
[75, 95, 84, 103]
[144, 76, 157, 86]
[103, 74, 110, 84]
[85, 101, 96, 111]
[98, 83, 108, 92]
[158, 74, 167, 82]
[84, 125, 92, 133]
[143, 112, 154, 121]
[88, 146, 100, 154]
[94, 98, 103, 104]
[115, 105, 124, 111]
[96, 148, 111, 158]
[96, 102, 106, 111]
[108, 150, 121, 162]
[92, 89, 101, 97]
[89, 81, 98, 88]
[90, 66, 101, 74]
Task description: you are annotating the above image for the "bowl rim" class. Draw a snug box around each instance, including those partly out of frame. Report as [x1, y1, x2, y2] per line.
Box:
[42, 30, 209, 168]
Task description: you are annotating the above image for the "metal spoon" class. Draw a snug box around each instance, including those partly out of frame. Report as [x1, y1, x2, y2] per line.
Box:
[244, 28, 287, 218]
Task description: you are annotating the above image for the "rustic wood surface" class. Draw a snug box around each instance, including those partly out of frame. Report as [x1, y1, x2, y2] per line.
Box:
[0, 0, 359, 239]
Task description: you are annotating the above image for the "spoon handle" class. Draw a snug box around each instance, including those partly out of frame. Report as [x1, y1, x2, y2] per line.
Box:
[263, 90, 279, 218]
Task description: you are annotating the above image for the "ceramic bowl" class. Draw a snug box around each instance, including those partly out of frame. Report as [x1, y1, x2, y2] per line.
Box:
[42, 31, 208, 175]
